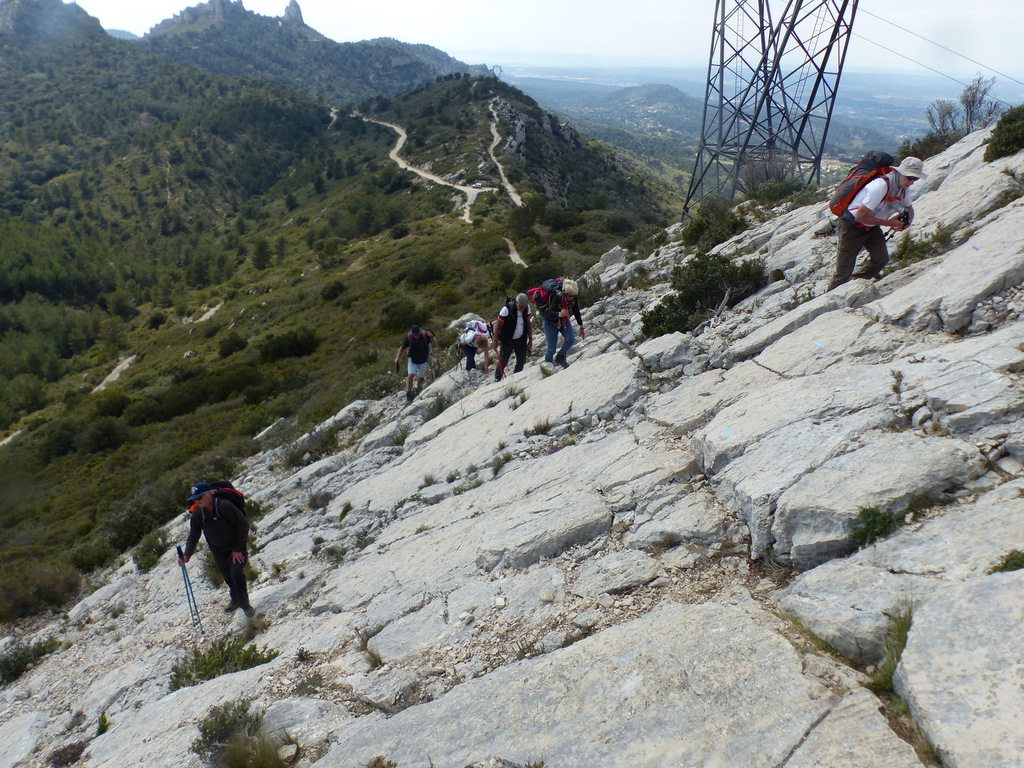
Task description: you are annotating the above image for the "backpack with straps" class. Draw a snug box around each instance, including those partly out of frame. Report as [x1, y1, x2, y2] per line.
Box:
[526, 278, 564, 310]
[828, 150, 894, 217]
[209, 480, 245, 516]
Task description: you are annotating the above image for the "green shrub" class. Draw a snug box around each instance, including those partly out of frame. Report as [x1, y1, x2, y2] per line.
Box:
[0, 562, 81, 622]
[132, 529, 171, 573]
[745, 179, 817, 206]
[990, 549, 1024, 573]
[640, 252, 768, 337]
[258, 327, 319, 362]
[0, 638, 61, 685]
[191, 699, 289, 768]
[405, 257, 444, 286]
[984, 104, 1024, 162]
[679, 195, 747, 252]
[66, 538, 117, 573]
[320, 280, 346, 301]
[897, 132, 961, 162]
[850, 506, 904, 549]
[169, 632, 279, 691]
[218, 331, 248, 358]
[378, 299, 421, 332]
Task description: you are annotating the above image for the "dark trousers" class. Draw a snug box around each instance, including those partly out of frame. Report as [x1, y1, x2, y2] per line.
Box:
[828, 217, 889, 291]
[497, 336, 529, 379]
[461, 343, 478, 370]
[211, 548, 250, 609]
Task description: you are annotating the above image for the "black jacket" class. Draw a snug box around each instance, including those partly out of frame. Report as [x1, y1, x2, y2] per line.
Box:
[184, 496, 248, 557]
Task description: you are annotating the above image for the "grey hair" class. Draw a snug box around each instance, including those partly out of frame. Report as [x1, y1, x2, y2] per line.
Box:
[515, 293, 529, 304]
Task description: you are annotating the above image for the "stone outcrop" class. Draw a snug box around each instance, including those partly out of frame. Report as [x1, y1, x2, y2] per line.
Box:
[3, 132, 1023, 767]
[0, 0, 105, 40]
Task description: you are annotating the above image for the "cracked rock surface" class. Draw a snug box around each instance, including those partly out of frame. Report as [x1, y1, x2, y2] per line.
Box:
[3, 131, 1024, 768]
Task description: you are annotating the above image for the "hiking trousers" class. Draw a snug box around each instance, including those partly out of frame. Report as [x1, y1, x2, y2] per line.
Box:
[211, 547, 251, 609]
[828, 217, 889, 291]
[498, 335, 529, 376]
[542, 318, 575, 363]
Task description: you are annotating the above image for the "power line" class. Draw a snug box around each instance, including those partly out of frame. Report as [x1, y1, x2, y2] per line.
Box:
[858, 8, 1024, 90]
[853, 34, 1017, 109]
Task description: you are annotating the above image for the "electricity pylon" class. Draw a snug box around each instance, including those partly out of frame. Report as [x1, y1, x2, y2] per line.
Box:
[684, 0, 859, 212]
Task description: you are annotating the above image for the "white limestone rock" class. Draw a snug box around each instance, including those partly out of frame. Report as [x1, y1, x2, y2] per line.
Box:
[568, 550, 662, 597]
[311, 602, 921, 768]
[895, 572, 1024, 768]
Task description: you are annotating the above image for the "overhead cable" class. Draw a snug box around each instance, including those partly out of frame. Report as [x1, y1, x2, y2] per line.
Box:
[859, 8, 1024, 90]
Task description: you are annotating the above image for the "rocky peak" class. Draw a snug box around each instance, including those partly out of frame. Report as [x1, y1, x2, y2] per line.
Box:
[0, 0, 104, 40]
[148, 0, 250, 36]
[282, 0, 303, 25]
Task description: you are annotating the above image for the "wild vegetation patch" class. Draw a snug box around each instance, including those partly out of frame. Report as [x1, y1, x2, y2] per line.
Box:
[0, 637, 62, 685]
[640, 251, 768, 337]
[169, 630, 279, 691]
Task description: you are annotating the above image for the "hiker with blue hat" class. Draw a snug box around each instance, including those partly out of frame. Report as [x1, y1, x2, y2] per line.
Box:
[177, 481, 254, 617]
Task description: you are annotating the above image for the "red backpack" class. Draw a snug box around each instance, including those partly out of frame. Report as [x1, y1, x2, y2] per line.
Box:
[828, 150, 894, 216]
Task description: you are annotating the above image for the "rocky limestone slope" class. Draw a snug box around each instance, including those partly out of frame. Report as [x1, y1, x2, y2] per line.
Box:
[2, 131, 1023, 768]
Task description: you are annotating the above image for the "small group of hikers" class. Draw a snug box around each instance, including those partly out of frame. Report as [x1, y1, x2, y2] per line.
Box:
[178, 154, 933, 624]
[175, 280, 584, 619]
[395, 277, 584, 400]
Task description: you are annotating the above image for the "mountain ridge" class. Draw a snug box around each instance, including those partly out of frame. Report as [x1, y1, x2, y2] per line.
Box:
[140, 0, 490, 106]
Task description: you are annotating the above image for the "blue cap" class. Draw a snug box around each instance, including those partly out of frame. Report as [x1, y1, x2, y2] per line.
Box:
[186, 482, 213, 502]
[410, 325, 421, 334]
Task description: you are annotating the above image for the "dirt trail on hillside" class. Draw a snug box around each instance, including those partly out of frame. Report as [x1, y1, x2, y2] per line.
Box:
[364, 118, 493, 223]
[363, 116, 525, 266]
[488, 99, 523, 207]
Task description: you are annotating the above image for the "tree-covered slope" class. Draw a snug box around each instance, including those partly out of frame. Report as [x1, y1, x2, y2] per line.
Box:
[0, 4, 674, 620]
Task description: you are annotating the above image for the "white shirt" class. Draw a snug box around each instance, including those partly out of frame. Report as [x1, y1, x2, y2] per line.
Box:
[849, 173, 911, 221]
[498, 304, 531, 339]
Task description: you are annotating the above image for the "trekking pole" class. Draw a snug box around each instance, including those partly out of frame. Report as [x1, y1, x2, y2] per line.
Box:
[176, 546, 204, 635]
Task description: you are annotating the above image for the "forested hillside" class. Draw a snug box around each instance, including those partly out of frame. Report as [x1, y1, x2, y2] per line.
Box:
[142, 0, 488, 107]
[0, 0, 673, 620]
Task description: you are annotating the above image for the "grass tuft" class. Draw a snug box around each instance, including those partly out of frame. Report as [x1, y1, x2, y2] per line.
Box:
[990, 549, 1024, 573]
[169, 631, 278, 691]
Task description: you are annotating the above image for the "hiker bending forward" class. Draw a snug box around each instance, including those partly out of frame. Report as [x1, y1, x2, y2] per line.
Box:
[541, 279, 584, 368]
[493, 294, 533, 381]
[828, 157, 924, 291]
[459, 320, 492, 374]
[179, 482, 254, 617]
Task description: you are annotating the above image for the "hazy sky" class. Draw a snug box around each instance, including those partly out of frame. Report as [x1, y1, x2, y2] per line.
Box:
[71, 0, 1024, 84]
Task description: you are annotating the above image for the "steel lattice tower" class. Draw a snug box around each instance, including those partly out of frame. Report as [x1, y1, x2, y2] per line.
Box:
[684, 0, 859, 212]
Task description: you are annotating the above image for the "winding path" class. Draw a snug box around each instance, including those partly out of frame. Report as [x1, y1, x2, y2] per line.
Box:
[488, 99, 524, 207]
[364, 118, 497, 223]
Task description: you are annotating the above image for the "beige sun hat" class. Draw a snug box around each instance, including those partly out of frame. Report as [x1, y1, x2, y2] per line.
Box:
[893, 157, 927, 180]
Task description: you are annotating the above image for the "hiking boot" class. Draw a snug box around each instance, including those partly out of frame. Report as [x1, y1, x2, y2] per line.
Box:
[555, 353, 569, 368]
[242, 606, 255, 618]
[223, 601, 239, 613]
[405, 390, 414, 402]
